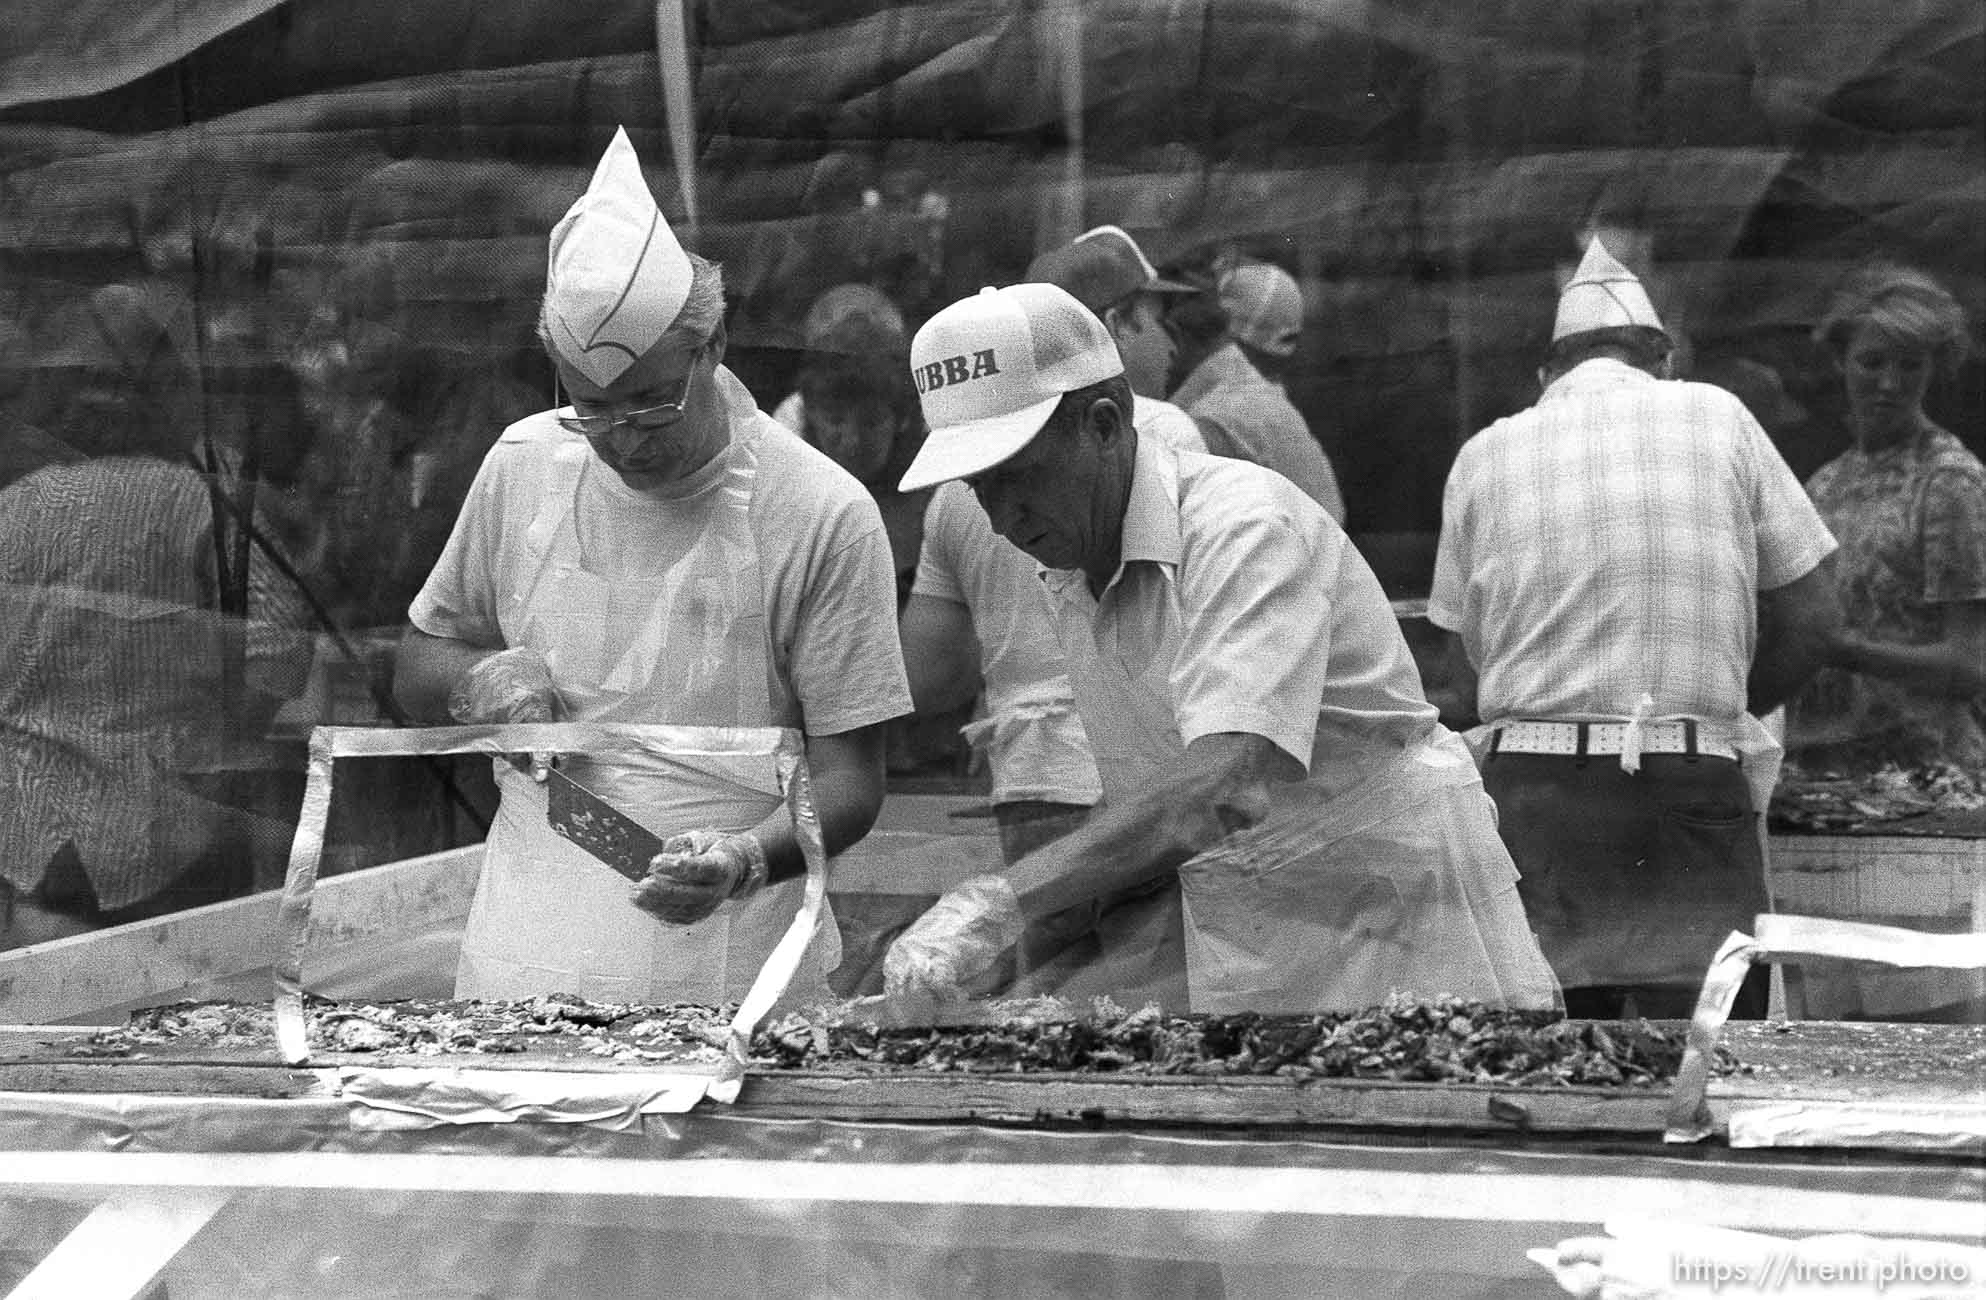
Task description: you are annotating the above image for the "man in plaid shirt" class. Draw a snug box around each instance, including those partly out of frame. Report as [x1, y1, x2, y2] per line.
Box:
[1428, 238, 1840, 1019]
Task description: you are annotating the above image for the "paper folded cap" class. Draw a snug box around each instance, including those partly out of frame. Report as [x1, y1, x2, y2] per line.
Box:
[1218, 262, 1304, 356]
[897, 283, 1122, 492]
[1553, 236, 1666, 341]
[1024, 225, 1197, 317]
[543, 126, 694, 387]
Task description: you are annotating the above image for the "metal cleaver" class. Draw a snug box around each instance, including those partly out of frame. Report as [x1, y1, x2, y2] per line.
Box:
[544, 765, 668, 882]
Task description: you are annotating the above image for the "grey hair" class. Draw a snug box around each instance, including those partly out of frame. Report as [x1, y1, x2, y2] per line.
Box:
[537, 250, 726, 359]
[1543, 325, 1672, 383]
[1041, 374, 1135, 440]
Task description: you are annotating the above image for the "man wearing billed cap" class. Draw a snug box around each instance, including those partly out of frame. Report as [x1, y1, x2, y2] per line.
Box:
[395, 128, 911, 1006]
[879, 282, 1559, 1015]
[1022, 226, 1208, 458]
[1428, 236, 1840, 1020]
[897, 229, 1206, 887]
[1169, 259, 1346, 522]
[891, 228, 1217, 1000]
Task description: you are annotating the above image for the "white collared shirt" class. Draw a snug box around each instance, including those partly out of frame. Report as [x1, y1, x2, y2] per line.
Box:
[1429, 358, 1836, 723]
[1040, 437, 1433, 804]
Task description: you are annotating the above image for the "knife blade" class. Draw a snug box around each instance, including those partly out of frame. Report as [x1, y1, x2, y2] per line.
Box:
[544, 766, 669, 882]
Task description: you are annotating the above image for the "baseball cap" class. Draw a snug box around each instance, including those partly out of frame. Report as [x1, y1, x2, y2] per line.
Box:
[1024, 225, 1197, 317]
[1218, 262, 1304, 357]
[897, 283, 1123, 492]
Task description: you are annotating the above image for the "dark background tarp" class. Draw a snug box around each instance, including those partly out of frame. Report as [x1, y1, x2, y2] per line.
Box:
[3, 0, 1981, 562]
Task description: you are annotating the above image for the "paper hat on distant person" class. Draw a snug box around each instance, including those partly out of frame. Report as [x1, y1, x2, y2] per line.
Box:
[1552, 237, 1666, 341]
[897, 284, 1123, 492]
[1217, 262, 1304, 357]
[1025, 225, 1197, 318]
[543, 127, 694, 387]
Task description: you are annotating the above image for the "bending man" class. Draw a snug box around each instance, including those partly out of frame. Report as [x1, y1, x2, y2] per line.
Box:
[884, 284, 1557, 1014]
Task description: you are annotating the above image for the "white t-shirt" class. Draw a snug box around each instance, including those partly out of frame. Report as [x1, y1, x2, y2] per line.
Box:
[915, 481, 1102, 805]
[410, 367, 911, 737]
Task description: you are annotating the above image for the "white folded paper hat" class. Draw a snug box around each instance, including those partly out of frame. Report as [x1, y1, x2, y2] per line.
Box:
[1553, 236, 1665, 341]
[543, 126, 694, 387]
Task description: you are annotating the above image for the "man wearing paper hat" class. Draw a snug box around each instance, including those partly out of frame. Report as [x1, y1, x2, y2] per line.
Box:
[1428, 234, 1841, 1020]
[1168, 258, 1346, 522]
[881, 283, 1559, 1015]
[395, 127, 910, 1006]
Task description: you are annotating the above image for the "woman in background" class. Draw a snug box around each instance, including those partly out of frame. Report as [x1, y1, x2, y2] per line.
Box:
[1787, 262, 1986, 773]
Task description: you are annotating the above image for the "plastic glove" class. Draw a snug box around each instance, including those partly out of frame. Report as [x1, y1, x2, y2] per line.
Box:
[446, 647, 564, 781]
[882, 873, 1025, 1003]
[632, 831, 769, 925]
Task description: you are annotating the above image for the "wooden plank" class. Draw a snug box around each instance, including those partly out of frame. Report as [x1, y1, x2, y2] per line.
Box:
[1766, 837, 1986, 1019]
[6, 1187, 232, 1300]
[731, 1071, 1678, 1136]
[1769, 834, 1985, 925]
[0, 846, 483, 1026]
[0, 1022, 1977, 1151]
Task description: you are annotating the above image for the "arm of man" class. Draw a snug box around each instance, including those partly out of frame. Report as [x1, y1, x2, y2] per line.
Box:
[878, 730, 1299, 1002]
[745, 721, 888, 884]
[900, 592, 982, 716]
[1749, 560, 1842, 715]
[1424, 628, 1481, 732]
[1827, 600, 1986, 699]
[632, 721, 891, 925]
[882, 488, 1335, 1000]
[394, 627, 502, 722]
[1004, 730, 1301, 920]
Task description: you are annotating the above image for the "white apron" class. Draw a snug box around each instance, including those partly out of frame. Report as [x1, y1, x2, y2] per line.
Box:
[1176, 727, 1562, 1015]
[455, 433, 837, 1004]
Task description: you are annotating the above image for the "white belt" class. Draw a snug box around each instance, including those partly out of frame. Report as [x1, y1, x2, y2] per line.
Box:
[1490, 720, 1737, 765]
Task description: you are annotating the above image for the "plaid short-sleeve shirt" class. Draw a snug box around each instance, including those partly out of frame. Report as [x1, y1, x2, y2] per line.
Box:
[1429, 358, 1835, 722]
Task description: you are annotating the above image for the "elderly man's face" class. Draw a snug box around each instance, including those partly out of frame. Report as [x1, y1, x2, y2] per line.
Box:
[966, 397, 1126, 575]
[555, 329, 727, 490]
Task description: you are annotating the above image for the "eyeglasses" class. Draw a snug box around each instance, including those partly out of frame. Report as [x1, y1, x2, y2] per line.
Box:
[555, 355, 702, 438]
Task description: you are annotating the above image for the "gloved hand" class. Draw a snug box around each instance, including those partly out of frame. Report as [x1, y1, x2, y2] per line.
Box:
[632, 830, 769, 925]
[882, 873, 1026, 1003]
[447, 647, 564, 781]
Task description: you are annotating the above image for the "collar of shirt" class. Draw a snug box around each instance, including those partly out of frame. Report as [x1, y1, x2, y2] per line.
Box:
[1039, 433, 1183, 606]
[1539, 355, 1655, 407]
